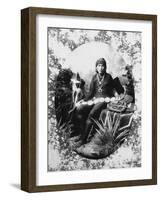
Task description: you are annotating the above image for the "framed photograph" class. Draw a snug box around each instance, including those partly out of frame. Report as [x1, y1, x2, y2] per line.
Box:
[21, 7, 157, 192]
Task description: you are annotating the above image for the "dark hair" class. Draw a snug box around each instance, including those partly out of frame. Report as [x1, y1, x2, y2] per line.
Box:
[95, 58, 107, 73]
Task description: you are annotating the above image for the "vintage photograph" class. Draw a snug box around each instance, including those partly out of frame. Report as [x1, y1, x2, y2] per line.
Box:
[21, 7, 157, 192]
[47, 27, 142, 171]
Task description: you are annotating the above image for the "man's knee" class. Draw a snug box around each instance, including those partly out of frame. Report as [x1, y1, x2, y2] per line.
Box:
[89, 103, 106, 119]
[88, 108, 100, 119]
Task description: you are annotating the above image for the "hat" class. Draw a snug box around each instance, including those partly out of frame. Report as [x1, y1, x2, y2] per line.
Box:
[96, 57, 106, 67]
[95, 58, 107, 71]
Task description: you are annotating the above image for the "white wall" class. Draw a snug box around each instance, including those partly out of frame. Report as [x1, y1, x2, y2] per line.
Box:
[0, 0, 160, 199]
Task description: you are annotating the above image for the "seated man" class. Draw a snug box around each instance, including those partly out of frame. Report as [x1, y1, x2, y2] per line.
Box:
[75, 58, 124, 144]
[75, 65, 136, 159]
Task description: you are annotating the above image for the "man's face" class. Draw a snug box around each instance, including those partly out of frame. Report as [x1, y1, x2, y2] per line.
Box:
[96, 64, 105, 75]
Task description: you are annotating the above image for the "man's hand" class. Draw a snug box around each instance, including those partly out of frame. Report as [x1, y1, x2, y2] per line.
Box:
[75, 99, 84, 107]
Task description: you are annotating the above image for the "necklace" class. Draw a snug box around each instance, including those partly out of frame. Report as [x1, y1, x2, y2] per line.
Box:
[97, 74, 105, 93]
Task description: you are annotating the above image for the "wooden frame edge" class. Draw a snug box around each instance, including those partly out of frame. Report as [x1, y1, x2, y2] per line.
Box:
[152, 15, 157, 185]
[21, 7, 37, 192]
[21, 8, 30, 192]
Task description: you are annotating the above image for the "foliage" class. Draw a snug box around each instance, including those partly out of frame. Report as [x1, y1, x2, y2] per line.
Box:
[48, 28, 142, 171]
[48, 116, 141, 171]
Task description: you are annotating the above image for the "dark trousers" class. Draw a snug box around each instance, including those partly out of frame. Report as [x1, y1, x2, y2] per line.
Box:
[75, 102, 107, 142]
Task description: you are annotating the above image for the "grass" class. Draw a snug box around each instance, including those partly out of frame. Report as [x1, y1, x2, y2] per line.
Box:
[48, 111, 141, 171]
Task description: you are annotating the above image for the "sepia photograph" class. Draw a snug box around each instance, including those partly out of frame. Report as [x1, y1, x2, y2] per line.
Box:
[47, 27, 142, 171]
